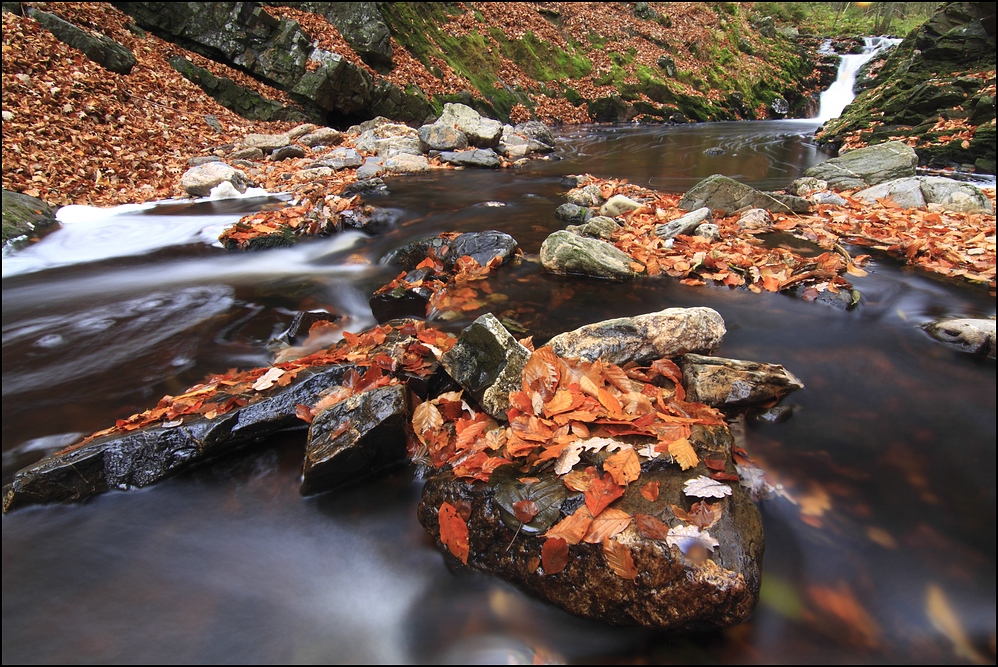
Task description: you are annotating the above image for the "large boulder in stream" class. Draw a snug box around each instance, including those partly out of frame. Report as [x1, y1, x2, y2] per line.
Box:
[803, 141, 918, 191]
[923, 318, 996, 357]
[678, 175, 793, 216]
[383, 230, 520, 270]
[547, 308, 726, 365]
[540, 231, 638, 280]
[417, 422, 765, 631]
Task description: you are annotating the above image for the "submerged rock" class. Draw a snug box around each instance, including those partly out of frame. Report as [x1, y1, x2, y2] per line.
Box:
[301, 383, 410, 496]
[540, 231, 637, 280]
[679, 175, 792, 216]
[803, 141, 918, 191]
[384, 230, 519, 270]
[417, 422, 764, 631]
[679, 354, 805, 408]
[547, 307, 726, 365]
[439, 313, 530, 420]
[923, 318, 996, 357]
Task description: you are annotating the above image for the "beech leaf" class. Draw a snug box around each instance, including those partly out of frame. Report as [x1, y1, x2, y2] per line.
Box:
[585, 471, 626, 516]
[582, 507, 632, 544]
[669, 437, 699, 470]
[438, 501, 470, 564]
[634, 512, 670, 540]
[640, 481, 660, 502]
[602, 538, 638, 580]
[603, 446, 642, 486]
[541, 537, 570, 575]
[544, 505, 593, 545]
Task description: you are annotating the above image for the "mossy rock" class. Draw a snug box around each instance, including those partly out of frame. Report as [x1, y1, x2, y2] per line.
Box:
[2, 189, 58, 251]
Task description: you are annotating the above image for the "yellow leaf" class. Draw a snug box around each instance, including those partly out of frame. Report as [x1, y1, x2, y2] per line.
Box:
[669, 437, 699, 470]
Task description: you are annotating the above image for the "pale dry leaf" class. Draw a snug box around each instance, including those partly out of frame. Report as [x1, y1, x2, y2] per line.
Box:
[683, 475, 732, 499]
[666, 524, 719, 554]
[668, 437, 699, 471]
[252, 367, 286, 391]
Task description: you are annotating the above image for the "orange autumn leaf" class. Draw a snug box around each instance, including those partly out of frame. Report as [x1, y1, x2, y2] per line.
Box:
[543, 389, 575, 417]
[634, 513, 670, 540]
[582, 507, 632, 544]
[544, 505, 593, 545]
[541, 537, 570, 575]
[603, 538, 638, 580]
[597, 387, 623, 418]
[603, 447, 642, 486]
[641, 481, 660, 502]
[562, 469, 593, 492]
[438, 501, 469, 564]
[669, 437, 699, 470]
[585, 471, 626, 516]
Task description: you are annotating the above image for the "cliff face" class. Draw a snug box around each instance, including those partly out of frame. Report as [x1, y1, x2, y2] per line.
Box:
[816, 2, 996, 173]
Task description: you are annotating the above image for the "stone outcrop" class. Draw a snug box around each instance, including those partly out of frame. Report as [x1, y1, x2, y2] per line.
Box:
[168, 55, 305, 122]
[678, 175, 793, 215]
[271, 2, 393, 66]
[26, 7, 136, 74]
[540, 231, 638, 280]
[291, 48, 373, 116]
[546, 307, 726, 365]
[439, 313, 531, 420]
[803, 141, 918, 191]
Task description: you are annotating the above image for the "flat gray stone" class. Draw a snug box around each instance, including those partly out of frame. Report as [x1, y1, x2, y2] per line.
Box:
[679, 175, 791, 216]
[803, 141, 918, 191]
[540, 230, 637, 280]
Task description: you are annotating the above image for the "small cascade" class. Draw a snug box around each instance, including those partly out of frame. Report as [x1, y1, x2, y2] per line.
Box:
[816, 36, 902, 121]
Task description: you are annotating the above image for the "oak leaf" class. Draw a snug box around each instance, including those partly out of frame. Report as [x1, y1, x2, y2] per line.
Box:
[666, 524, 719, 554]
[684, 475, 732, 498]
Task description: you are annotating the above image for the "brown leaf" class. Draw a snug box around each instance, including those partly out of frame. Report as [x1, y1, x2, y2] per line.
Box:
[602, 538, 638, 579]
[603, 446, 641, 486]
[583, 507, 632, 544]
[673, 501, 722, 530]
[541, 537, 570, 575]
[438, 501, 470, 564]
[544, 505, 593, 545]
[640, 481, 660, 502]
[513, 499, 539, 523]
[634, 513, 670, 540]
[585, 471, 626, 516]
[522, 346, 561, 401]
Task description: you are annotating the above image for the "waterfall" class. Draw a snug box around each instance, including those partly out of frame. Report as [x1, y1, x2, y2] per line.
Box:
[816, 36, 902, 121]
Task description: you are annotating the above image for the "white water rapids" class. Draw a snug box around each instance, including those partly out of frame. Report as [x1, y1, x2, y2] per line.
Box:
[816, 36, 902, 121]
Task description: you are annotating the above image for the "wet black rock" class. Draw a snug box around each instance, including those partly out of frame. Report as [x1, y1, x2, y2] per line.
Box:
[342, 177, 387, 196]
[439, 313, 530, 420]
[383, 230, 519, 270]
[3, 364, 354, 511]
[301, 383, 409, 495]
[554, 203, 592, 223]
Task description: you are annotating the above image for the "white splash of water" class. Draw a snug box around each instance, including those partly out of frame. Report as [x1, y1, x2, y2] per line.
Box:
[816, 37, 902, 122]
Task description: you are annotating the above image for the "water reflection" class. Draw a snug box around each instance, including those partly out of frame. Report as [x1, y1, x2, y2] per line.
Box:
[2, 122, 994, 664]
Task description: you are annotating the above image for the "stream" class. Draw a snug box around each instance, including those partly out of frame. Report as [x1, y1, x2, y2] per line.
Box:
[2, 119, 995, 663]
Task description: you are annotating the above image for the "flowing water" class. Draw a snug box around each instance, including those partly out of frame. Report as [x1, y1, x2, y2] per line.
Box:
[2, 120, 995, 664]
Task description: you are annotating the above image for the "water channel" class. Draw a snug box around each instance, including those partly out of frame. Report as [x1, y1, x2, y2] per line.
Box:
[5, 31, 998, 651]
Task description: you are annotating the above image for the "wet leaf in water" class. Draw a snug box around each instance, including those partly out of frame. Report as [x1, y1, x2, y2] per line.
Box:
[493, 473, 568, 534]
[640, 481, 660, 502]
[634, 513, 670, 540]
[585, 470, 626, 516]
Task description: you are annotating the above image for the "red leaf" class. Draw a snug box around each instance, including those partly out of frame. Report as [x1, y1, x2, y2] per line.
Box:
[438, 501, 470, 564]
[641, 481, 660, 502]
[295, 403, 314, 424]
[542, 537, 569, 575]
[513, 499, 539, 523]
[585, 470, 626, 516]
[634, 513, 670, 540]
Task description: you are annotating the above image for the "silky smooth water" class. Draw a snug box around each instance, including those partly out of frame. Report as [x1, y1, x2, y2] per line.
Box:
[3, 121, 995, 664]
